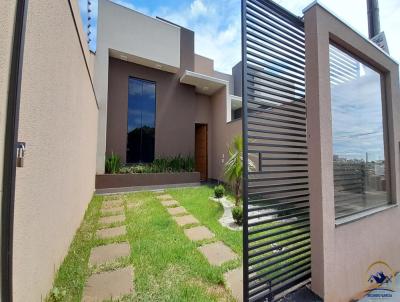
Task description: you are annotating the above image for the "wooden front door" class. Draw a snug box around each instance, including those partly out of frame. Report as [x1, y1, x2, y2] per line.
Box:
[195, 124, 208, 180]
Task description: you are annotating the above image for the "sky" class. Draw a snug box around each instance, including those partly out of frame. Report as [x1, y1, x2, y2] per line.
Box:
[78, 0, 400, 74]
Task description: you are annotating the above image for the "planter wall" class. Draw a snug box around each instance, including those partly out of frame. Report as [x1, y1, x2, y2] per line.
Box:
[95, 172, 201, 189]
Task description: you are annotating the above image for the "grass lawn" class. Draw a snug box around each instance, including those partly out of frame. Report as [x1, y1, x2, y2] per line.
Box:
[47, 185, 242, 301]
[167, 186, 242, 255]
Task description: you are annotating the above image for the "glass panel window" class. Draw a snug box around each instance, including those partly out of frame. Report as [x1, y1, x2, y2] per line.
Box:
[127, 78, 156, 163]
[329, 44, 389, 219]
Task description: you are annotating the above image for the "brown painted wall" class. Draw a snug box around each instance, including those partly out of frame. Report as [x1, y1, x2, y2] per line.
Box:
[96, 172, 200, 189]
[305, 4, 400, 301]
[106, 28, 213, 164]
[105, 26, 242, 182]
[210, 88, 242, 181]
[194, 54, 214, 77]
[107, 57, 201, 162]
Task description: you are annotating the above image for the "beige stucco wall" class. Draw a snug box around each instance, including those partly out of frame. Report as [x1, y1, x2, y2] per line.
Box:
[0, 0, 17, 235]
[305, 4, 400, 301]
[13, 0, 98, 301]
[94, 0, 181, 173]
[194, 54, 214, 77]
[210, 88, 242, 181]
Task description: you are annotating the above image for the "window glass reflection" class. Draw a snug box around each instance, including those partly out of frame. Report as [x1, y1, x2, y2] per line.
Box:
[127, 78, 156, 163]
[329, 44, 388, 219]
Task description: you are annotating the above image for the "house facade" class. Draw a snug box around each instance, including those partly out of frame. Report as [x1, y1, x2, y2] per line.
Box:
[93, 0, 242, 182]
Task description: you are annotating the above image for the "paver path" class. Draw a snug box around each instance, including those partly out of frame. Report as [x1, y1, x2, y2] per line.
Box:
[83, 197, 135, 301]
[173, 214, 199, 226]
[98, 214, 125, 225]
[198, 241, 237, 266]
[184, 226, 215, 241]
[82, 267, 134, 301]
[157, 192, 242, 301]
[161, 200, 179, 207]
[102, 200, 123, 209]
[89, 242, 131, 266]
[167, 206, 188, 216]
[101, 206, 124, 215]
[96, 225, 126, 239]
[224, 266, 243, 302]
[157, 194, 173, 200]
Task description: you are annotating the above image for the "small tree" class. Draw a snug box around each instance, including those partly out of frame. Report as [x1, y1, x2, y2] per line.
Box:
[224, 136, 255, 206]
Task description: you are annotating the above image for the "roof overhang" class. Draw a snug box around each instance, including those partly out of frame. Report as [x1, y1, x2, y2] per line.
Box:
[231, 95, 242, 110]
[109, 49, 179, 74]
[180, 70, 228, 95]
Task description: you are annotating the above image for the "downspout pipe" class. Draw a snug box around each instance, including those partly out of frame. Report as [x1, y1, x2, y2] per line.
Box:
[1, 1, 28, 301]
[367, 0, 381, 38]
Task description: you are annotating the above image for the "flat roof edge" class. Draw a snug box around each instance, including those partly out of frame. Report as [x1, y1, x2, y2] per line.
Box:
[302, 1, 398, 65]
[104, 0, 180, 31]
[180, 70, 229, 86]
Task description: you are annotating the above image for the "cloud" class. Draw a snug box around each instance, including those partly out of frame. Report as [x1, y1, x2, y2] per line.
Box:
[190, 0, 208, 17]
[154, 0, 241, 73]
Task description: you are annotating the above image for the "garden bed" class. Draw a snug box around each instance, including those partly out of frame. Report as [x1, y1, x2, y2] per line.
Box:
[95, 172, 200, 190]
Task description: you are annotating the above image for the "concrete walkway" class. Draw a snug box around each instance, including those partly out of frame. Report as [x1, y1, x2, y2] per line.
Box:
[82, 197, 134, 301]
[156, 191, 243, 301]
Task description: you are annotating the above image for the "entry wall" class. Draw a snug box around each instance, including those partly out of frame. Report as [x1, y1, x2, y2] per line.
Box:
[94, 0, 181, 173]
[210, 88, 242, 181]
[106, 57, 199, 162]
[13, 1, 98, 301]
[304, 4, 400, 302]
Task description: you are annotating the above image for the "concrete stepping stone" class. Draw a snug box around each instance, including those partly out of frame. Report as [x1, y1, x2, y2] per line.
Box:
[157, 194, 173, 200]
[82, 266, 134, 301]
[161, 200, 179, 207]
[96, 226, 126, 239]
[184, 226, 215, 241]
[102, 200, 123, 209]
[173, 215, 199, 226]
[101, 206, 124, 215]
[127, 203, 140, 209]
[167, 206, 187, 216]
[224, 266, 243, 302]
[99, 214, 125, 225]
[198, 241, 237, 266]
[89, 242, 131, 266]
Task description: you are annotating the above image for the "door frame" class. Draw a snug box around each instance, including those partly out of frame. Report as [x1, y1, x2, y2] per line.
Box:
[195, 123, 208, 181]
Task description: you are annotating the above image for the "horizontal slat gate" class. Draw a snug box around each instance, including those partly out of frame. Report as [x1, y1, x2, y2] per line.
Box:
[242, 0, 311, 300]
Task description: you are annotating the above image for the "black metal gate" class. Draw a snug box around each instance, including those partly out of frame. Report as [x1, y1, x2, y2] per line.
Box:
[242, 0, 311, 301]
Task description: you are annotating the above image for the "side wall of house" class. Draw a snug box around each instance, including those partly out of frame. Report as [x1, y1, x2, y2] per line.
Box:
[210, 88, 242, 181]
[13, 1, 98, 301]
[305, 4, 400, 302]
[0, 1, 17, 232]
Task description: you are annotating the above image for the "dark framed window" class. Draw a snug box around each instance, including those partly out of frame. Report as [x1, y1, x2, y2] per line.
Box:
[329, 43, 390, 219]
[127, 77, 156, 163]
[232, 108, 242, 120]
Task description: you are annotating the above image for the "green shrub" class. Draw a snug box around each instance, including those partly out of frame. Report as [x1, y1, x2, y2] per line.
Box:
[232, 206, 243, 225]
[214, 185, 225, 198]
[119, 155, 195, 174]
[105, 152, 121, 174]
